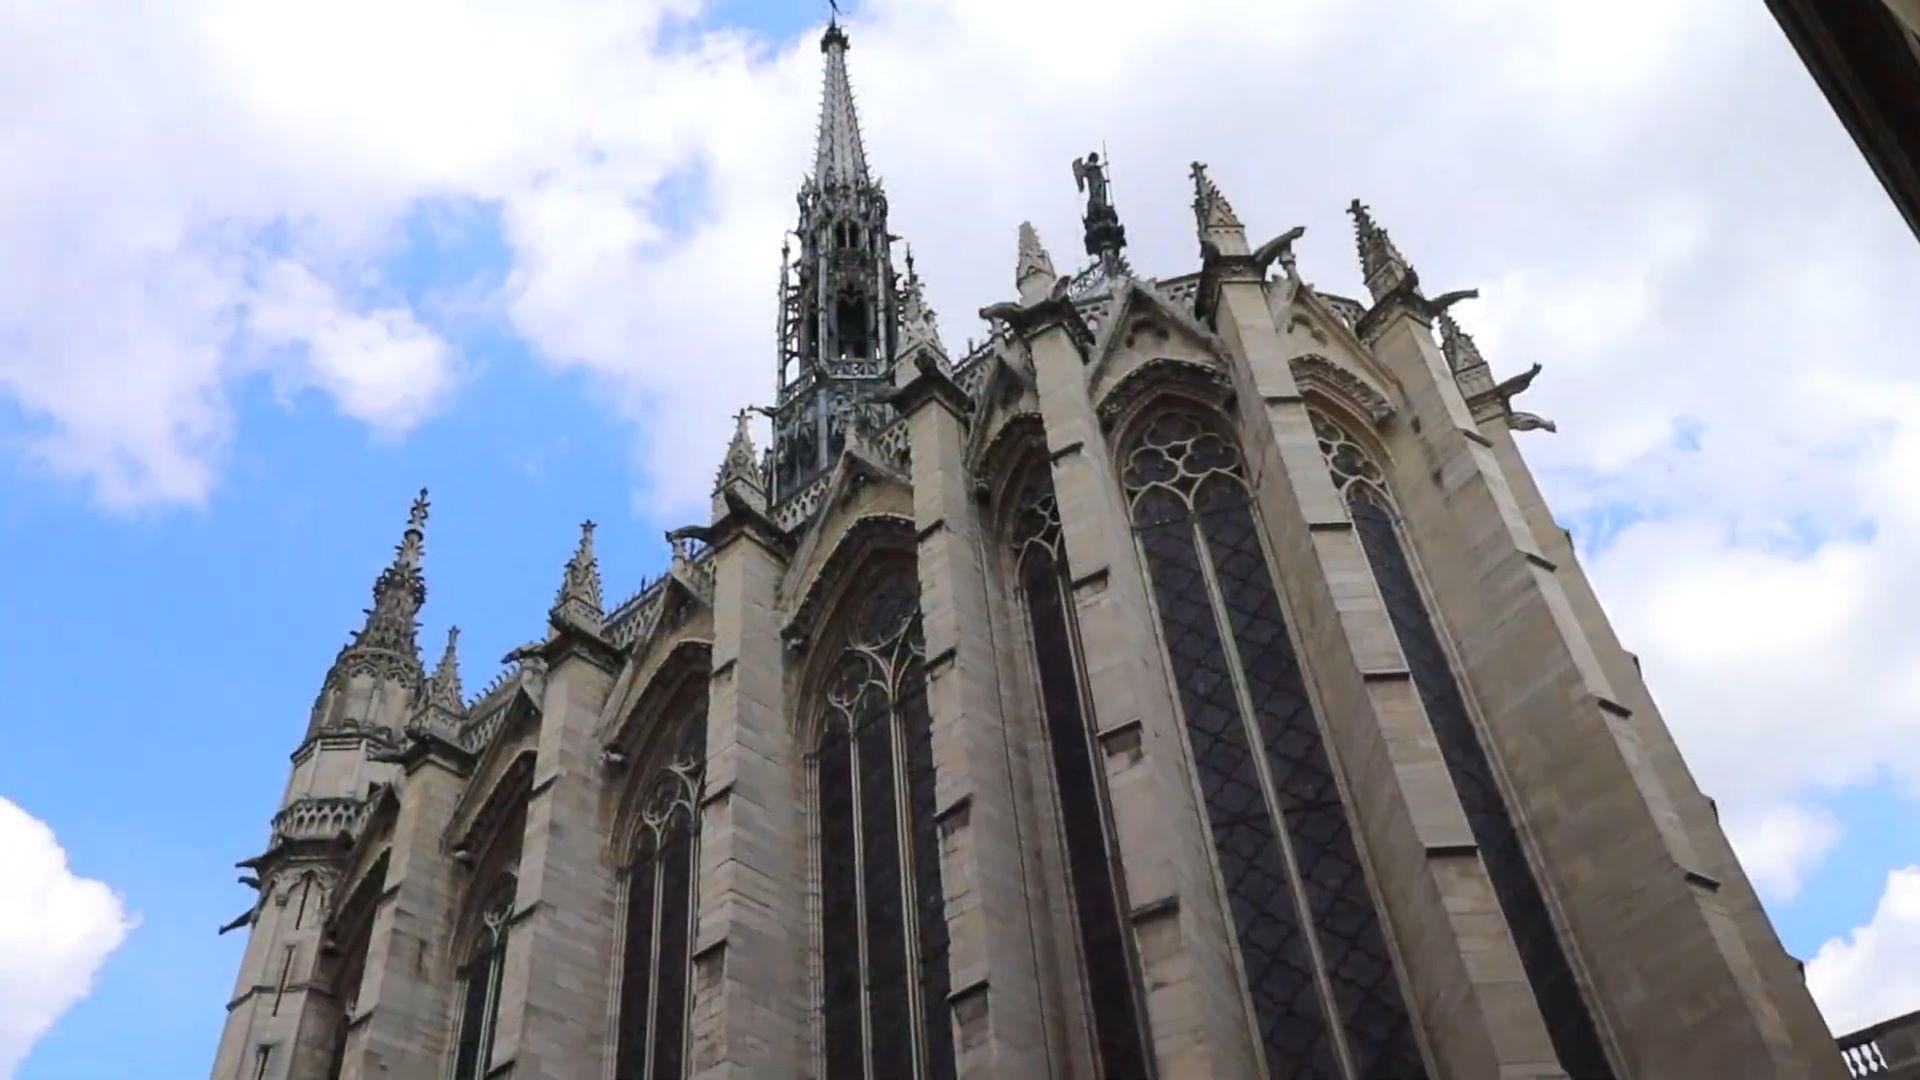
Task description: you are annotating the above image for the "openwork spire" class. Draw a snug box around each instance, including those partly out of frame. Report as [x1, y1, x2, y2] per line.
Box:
[813, 19, 869, 190]
[354, 488, 430, 656]
[551, 520, 605, 630]
[1348, 199, 1416, 301]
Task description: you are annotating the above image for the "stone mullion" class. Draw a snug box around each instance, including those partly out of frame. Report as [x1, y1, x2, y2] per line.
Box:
[1474, 414, 1842, 1064]
[486, 651, 620, 1079]
[1362, 305, 1816, 1075]
[1210, 274, 1565, 1078]
[687, 531, 806, 1080]
[1023, 317, 1262, 1079]
[344, 759, 465, 1077]
[899, 374, 1050, 1078]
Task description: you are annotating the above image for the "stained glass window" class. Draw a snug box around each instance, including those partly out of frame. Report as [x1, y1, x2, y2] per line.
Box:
[1007, 460, 1152, 1076]
[613, 697, 708, 1080]
[810, 566, 956, 1079]
[1121, 404, 1428, 1080]
[1311, 408, 1611, 1079]
[452, 876, 515, 1080]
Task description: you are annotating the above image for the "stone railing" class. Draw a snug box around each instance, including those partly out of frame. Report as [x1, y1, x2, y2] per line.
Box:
[271, 795, 370, 846]
[1841, 1009, 1920, 1077]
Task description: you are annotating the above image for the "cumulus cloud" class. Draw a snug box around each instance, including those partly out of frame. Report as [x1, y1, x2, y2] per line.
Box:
[6, 0, 1920, 1015]
[0, 799, 137, 1078]
[1808, 867, 1920, 1036]
[1724, 804, 1842, 904]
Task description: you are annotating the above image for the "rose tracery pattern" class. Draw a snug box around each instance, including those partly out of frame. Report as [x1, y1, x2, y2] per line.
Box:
[1123, 403, 1427, 1080]
[1308, 408, 1612, 1079]
[812, 568, 954, 1080]
[614, 699, 707, 1080]
[1007, 461, 1151, 1076]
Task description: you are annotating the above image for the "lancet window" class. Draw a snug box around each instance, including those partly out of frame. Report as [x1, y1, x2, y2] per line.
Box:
[451, 874, 516, 1080]
[1119, 401, 1427, 1080]
[809, 564, 955, 1080]
[1005, 459, 1152, 1076]
[613, 690, 708, 1080]
[1309, 407, 1612, 1079]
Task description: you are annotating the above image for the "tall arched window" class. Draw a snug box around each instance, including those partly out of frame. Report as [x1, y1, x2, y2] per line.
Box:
[811, 564, 955, 1080]
[613, 694, 707, 1080]
[1311, 408, 1612, 1079]
[1120, 402, 1427, 1080]
[452, 875, 515, 1080]
[1006, 459, 1152, 1076]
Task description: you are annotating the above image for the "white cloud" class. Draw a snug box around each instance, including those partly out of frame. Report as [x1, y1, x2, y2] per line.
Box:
[0, 798, 137, 1078]
[6, 0, 1920, 1010]
[1725, 804, 1843, 904]
[1808, 867, 1920, 1036]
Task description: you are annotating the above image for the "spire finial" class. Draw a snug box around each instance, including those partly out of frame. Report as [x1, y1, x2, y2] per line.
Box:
[551, 520, 605, 630]
[1189, 161, 1248, 256]
[1348, 198, 1416, 301]
[716, 410, 764, 494]
[427, 625, 464, 712]
[1015, 222, 1057, 303]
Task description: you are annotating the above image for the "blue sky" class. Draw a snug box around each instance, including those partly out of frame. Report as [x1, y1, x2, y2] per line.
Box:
[6, 0, 1920, 1075]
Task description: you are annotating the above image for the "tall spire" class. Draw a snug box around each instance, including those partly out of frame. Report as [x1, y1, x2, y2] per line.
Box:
[1348, 198, 1417, 302]
[768, 17, 911, 511]
[813, 17, 869, 190]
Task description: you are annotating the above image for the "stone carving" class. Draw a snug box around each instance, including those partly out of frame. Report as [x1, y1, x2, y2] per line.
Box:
[1289, 354, 1396, 424]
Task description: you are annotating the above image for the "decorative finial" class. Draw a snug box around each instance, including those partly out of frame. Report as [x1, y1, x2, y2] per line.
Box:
[1438, 313, 1485, 374]
[903, 242, 916, 284]
[427, 626, 464, 713]
[896, 265, 946, 366]
[1015, 222, 1056, 300]
[715, 409, 764, 494]
[1189, 161, 1248, 257]
[1348, 198, 1415, 301]
[551, 520, 605, 630]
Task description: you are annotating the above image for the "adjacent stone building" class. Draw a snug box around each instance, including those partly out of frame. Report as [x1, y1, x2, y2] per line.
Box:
[210, 21, 1848, 1080]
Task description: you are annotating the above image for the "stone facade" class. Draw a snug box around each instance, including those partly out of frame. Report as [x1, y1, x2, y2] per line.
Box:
[211, 22, 1848, 1080]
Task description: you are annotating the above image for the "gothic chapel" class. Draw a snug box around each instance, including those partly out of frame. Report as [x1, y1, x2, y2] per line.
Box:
[212, 21, 1847, 1080]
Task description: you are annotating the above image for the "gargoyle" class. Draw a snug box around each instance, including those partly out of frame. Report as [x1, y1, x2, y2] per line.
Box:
[1251, 226, 1307, 278]
[1494, 361, 1543, 402]
[1423, 288, 1480, 317]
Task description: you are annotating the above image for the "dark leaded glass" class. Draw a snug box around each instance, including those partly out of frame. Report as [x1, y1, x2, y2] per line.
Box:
[650, 822, 694, 1079]
[811, 568, 956, 1079]
[859, 687, 915, 1078]
[452, 951, 490, 1080]
[1196, 477, 1427, 1079]
[452, 880, 510, 1080]
[615, 854, 658, 1079]
[1133, 485, 1342, 1080]
[1010, 460, 1151, 1077]
[899, 656, 957, 1080]
[817, 719, 864, 1080]
[1349, 488, 1611, 1079]
[613, 699, 707, 1080]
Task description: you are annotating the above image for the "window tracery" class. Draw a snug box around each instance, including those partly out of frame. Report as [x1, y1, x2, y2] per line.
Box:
[614, 696, 708, 1080]
[1121, 402, 1427, 1080]
[1006, 460, 1151, 1076]
[1308, 407, 1612, 1078]
[810, 565, 954, 1080]
[452, 874, 516, 1080]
